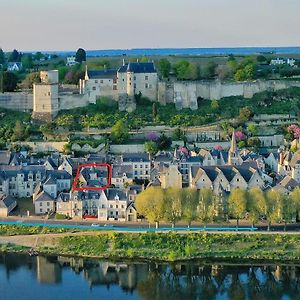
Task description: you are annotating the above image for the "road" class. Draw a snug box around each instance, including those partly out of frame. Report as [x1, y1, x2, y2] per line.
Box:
[1, 217, 300, 232]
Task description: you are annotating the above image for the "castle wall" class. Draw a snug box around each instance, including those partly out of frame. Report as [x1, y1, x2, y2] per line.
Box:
[58, 93, 90, 110]
[0, 92, 33, 111]
[171, 80, 300, 109]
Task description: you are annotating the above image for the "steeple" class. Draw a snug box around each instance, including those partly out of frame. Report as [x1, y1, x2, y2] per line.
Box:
[229, 130, 237, 153]
[84, 64, 89, 80]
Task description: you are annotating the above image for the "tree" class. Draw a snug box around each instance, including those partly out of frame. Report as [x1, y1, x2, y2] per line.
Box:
[135, 187, 165, 228]
[158, 58, 171, 78]
[247, 124, 258, 136]
[182, 188, 198, 227]
[174, 60, 189, 80]
[228, 188, 247, 227]
[234, 69, 246, 81]
[247, 188, 266, 228]
[144, 141, 158, 155]
[75, 48, 86, 63]
[9, 49, 21, 62]
[198, 188, 215, 228]
[210, 100, 219, 112]
[239, 107, 254, 123]
[152, 103, 158, 121]
[156, 134, 172, 150]
[163, 188, 183, 228]
[3, 72, 18, 92]
[265, 190, 284, 231]
[256, 55, 267, 63]
[0, 48, 5, 65]
[290, 188, 300, 221]
[21, 54, 33, 69]
[110, 120, 129, 144]
[247, 137, 261, 150]
[21, 72, 40, 89]
[282, 193, 296, 231]
[202, 61, 217, 79]
[12, 120, 25, 141]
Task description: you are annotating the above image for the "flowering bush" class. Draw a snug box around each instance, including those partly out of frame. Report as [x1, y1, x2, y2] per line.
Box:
[235, 131, 247, 141]
[214, 145, 223, 151]
[146, 132, 159, 141]
[288, 124, 300, 139]
[179, 146, 189, 154]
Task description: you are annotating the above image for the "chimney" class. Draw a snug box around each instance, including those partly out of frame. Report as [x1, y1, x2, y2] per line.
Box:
[122, 58, 125, 66]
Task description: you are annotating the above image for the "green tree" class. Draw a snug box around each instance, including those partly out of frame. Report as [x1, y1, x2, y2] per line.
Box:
[234, 69, 246, 81]
[152, 102, 158, 121]
[228, 188, 247, 227]
[202, 61, 216, 79]
[158, 58, 171, 78]
[247, 137, 261, 150]
[21, 54, 33, 69]
[164, 187, 183, 228]
[9, 49, 21, 62]
[239, 107, 254, 123]
[265, 190, 284, 231]
[110, 120, 129, 144]
[290, 188, 300, 220]
[75, 48, 86, 63]
[198, 188, 215, 229]
[247, 124, 258, 136]
[156, 134, 172, 150]
[0, 48, 5, 65]
[3, 72, 18, 92]
[247, 188, 266, 228]
[186, 63, 199, 80]
[182, 188, 198, 227]
[13, 120, 25, 141]
[210, 99, 220, 112]
[174, 60, 189, 80]
[144, 141, 158, 155]
[135, 187, 165, 228]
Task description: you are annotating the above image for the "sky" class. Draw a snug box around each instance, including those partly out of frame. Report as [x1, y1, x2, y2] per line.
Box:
[0, 0, 300, 51]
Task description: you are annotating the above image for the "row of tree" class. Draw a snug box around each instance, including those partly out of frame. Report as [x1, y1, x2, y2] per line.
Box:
[135, 187, 300, 230]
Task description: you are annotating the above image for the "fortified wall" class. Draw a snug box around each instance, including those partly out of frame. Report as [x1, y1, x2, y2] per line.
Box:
[158, 80, 300, 110]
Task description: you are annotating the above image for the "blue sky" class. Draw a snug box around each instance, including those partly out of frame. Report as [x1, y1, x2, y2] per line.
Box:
[0, 0, 299, 51]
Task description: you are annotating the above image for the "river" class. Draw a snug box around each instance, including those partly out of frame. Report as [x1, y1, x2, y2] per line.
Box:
[0, 253, 299, 300]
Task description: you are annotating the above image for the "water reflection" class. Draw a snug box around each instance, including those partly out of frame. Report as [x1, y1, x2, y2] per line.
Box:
[0, 253, 300, 300]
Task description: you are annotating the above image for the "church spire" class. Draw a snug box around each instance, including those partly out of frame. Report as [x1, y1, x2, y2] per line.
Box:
[84, 64, 89, 80]
[229, 129, 237, 153]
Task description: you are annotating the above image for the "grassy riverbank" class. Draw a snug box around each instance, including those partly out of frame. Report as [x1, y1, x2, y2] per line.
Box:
[37, 232, 300, 262]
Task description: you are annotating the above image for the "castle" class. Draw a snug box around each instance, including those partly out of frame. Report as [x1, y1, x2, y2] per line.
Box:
[0, 61, 300, 121]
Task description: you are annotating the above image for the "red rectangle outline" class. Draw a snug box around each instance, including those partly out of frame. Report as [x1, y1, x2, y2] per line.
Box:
[72, 163, 112, 191]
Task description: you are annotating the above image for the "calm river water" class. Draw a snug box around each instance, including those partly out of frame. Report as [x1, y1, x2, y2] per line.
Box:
[0, 253, 299, 300]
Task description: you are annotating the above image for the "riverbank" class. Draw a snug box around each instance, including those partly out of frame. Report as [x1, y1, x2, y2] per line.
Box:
[2, 231, 300, 263]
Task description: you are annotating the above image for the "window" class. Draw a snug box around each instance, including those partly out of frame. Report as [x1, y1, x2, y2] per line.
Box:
[40, 203, 42, 207]
[47, 202, 50, 206]
[40, 208, 43, 213]
[134, 164, 138, 168]
[145, 83, 149, 89]
[95, 80, 98, 83]
[134, 83, 136, 88]
[113, 85, 117, 90]
[145, 76, 148, 80]
[134, 76, 136, 80]
[110, 204, 113, 208]
[116, 205, 118, 208]
[236, 178, 240, 182]
[92, 86, 96, 91]
[100, 80, 103, 84]
[116, 211, 118, 215]
[110, 211, 113, 215]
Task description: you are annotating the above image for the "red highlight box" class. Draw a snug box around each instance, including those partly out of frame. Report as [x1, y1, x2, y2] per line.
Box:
[72, 163, 112, 191]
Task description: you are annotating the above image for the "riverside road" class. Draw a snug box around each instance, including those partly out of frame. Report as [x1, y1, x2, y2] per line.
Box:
[1, 217, 300, 233]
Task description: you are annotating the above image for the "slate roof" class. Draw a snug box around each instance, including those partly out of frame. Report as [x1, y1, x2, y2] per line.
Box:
[105, 188, 126, 201]
[118, 62, 156, 74]
[122, 153, 150, 163]
[0, 195, 16, 208]
[112, 165, 133, 178]
[0, 151, 12, 165]
[278, 175, 300, 190]
[35, 191, 55, 202]
[87, 69, 117, 79]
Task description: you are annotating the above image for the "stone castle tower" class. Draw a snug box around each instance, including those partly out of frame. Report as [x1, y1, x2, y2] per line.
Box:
[32, 70, 59, 122]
